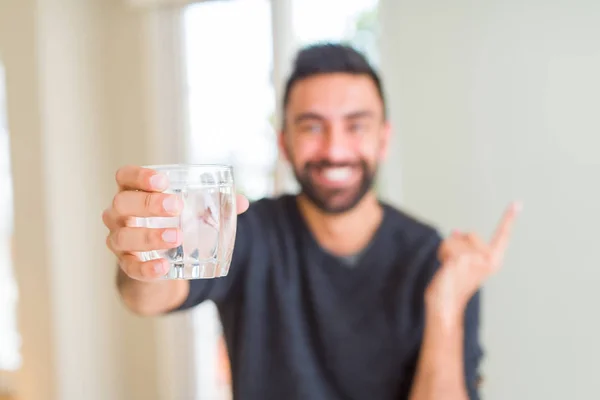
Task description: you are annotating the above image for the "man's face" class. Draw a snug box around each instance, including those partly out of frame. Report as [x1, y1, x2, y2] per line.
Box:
[280, 73, 390, 214]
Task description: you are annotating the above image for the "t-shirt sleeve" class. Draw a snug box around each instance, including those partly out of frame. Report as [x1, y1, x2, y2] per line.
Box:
[464, 290, 484, 399]
[169, 210, 253, 312]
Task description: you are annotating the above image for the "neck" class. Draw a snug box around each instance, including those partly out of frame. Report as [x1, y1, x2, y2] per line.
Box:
[297, 191, 384, 257]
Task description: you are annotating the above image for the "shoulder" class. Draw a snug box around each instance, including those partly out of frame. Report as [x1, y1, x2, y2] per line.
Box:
[245, 194, 291, 212]
[231, 195, 298, 269]
[239, 194, 293, 221]
[236, 194, 297, 234]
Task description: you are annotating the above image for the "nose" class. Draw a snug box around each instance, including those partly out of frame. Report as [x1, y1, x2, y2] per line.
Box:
[321, 124, 354, 162]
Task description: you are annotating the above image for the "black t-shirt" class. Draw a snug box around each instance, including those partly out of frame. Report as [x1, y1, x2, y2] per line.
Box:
[174, 195, 482, 400]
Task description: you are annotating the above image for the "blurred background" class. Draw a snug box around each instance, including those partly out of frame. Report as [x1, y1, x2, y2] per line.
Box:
[0, 0, 599, 399]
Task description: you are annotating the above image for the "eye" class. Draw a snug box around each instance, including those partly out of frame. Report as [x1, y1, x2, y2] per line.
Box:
[300, 123, 323, 134]
[348, 122, 367, 134]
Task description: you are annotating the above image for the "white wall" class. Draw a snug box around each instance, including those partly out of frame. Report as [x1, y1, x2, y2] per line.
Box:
[379, 1, 600, 399]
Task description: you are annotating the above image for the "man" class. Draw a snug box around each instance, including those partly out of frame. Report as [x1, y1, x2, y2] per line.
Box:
[103, 44, 520, 399]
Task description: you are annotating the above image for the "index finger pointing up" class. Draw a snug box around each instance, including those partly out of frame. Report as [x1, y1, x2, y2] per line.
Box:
[490, 201, 523, 260]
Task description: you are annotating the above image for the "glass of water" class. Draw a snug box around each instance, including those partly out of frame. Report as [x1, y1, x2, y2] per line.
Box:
[137, 164, 237, 279]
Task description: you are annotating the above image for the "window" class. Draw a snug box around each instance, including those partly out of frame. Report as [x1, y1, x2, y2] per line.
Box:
[0, 61, 20, 392]
[183, 0, 277, 202]
[291, 0, 380, 66]
[182, 1, 276, 398]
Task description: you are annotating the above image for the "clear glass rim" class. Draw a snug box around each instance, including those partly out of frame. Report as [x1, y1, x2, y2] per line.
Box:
[143, 163, 233, 172]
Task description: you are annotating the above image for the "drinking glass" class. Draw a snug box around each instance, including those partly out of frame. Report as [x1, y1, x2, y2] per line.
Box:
[136, 164, 237, 279]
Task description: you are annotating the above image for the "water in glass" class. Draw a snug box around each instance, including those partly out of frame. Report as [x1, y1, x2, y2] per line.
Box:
[137, 165, 237, 279]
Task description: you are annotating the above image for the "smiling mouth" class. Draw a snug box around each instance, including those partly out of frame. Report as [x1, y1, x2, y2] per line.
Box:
[321, 166, 353, 182]
[309, 165, 362, 189]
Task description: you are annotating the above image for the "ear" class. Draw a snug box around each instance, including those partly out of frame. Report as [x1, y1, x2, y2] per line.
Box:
[278, 130, 290, 162]
[379, 121, 392, 161]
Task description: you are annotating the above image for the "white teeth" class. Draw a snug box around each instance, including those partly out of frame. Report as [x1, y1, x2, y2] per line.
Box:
[323, 167, 352, 182]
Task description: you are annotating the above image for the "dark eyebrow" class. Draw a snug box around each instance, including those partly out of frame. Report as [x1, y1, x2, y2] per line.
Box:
[294, 112, 325, 125]
[344, 111, 375, 120]
[293, 110, 375, 125]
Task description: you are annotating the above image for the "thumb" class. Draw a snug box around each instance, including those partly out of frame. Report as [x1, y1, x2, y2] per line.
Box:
[236, 194, 249, 215]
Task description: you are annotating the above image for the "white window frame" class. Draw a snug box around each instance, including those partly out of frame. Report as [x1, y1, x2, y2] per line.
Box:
[270, 0, 300, 195]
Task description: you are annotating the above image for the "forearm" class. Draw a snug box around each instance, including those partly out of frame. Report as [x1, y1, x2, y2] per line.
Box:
[116, 268, 189, 316]
[409, 307, 468, 400]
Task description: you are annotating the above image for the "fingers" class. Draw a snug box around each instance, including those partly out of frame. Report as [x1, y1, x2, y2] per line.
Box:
[439, 228, 485, 251]
[464, 232, 490, 256]
[440, 232, 492, 271]
[102, 207, 122, 231]
[112, 190, 183, 218]
[490, 201, 522, 261]
[236, 194, 249, 215]
[448, 251, 488, 271]
[115, 165, 169, 192]
[438, 231, 471, 261]
[441, 201, 522, 272]
[107, 227, 182, 253]
[119, 253, 170, 281]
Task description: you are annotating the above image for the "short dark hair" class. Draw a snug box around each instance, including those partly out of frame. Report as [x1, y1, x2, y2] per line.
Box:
[282, 43, 387, 125]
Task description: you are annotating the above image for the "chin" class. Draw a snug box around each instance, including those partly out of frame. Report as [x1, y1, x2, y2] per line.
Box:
[296, 168, 375, 214]
[306, 189, 366, 215]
